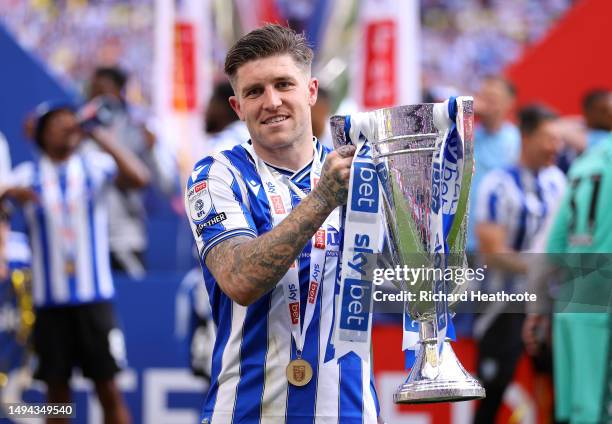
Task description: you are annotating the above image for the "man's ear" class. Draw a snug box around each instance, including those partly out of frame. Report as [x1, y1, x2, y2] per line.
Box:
[228, 96, 244, 121]
[308, 78, 319, 107]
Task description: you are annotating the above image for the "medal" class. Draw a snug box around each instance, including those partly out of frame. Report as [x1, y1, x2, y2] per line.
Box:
[65, 260, 76, 276]
[286, 358, 313, 386]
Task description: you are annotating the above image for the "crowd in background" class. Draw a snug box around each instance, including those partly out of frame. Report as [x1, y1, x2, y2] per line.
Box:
[0, 0, 573, 107]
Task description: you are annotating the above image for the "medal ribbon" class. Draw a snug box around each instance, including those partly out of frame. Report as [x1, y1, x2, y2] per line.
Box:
[428, 97, 464, 353]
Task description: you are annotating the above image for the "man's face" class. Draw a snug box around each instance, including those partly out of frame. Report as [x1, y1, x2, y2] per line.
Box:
[586, 94, 612, 131]
[89, 75, 120, 100]
[229, 54, 318, 152]
[523, 120, 561, 168]
[41, 110, 82, 157]
[475, 79, 514, 123]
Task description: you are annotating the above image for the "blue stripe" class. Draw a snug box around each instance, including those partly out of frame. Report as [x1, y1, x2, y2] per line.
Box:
[338, 352, 363, 423]
[201, 229, 257, 260]
[201, 270, 234, 421]
[488, 191, 498, 221]
[292, 163, 312, 183]
[508, 167, 528, 250]
[223, 156, 258, 232]
[223, 146, 273, 233]
[232, 294, 271, 423]
[33, 163, 53, 306]
[369, 367, 380, 418]
[533, 173, 548, 233]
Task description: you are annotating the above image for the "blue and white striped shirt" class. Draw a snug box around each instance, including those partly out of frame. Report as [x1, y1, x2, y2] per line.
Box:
[11, 151, 117, 308]
[185, 140, 380, 424]
[475, 165, 566, 252]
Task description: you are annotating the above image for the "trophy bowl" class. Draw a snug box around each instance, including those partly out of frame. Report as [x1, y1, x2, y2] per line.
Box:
[331, 97, 485, 403]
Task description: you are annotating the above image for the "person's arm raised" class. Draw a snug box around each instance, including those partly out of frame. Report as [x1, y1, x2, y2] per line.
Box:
[205, 145, 355, 306]
[90, 127, 151, 189]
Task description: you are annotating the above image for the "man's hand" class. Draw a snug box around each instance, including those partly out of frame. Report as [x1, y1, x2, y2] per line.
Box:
[313, 145, 356, 210]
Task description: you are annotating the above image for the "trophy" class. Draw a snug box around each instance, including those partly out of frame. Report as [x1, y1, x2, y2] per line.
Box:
[330, 97, 485, 403]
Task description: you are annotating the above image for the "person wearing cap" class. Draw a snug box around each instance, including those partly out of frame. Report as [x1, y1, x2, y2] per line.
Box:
[1, 102, 150, 424]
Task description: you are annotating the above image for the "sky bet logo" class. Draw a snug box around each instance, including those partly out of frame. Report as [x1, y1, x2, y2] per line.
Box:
[340, 233, 373, 331]
[350, 163, 379, 213]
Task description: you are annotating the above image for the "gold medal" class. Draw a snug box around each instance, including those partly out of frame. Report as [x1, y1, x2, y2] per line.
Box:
[286, 358, 313, 386]
[65, 260, 75, 276]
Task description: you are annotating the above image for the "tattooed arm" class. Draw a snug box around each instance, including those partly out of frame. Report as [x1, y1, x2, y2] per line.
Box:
[205, 145, 355, 306]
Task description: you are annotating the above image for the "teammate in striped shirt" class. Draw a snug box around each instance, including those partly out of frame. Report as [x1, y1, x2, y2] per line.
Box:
[472, 105, 566, 423]
[2, 102, 150, 424]
[185, 25, 380, 423]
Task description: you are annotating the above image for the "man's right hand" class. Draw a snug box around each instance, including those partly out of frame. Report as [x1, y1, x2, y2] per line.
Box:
[313, 144, 356, 210]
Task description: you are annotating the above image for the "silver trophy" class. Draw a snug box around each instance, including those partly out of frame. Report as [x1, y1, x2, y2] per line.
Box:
[331, 97, 485, 403]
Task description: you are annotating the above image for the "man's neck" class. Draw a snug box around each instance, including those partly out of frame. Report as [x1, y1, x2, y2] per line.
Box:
[253, 137, 314, 172]
[481, 118, 505, 134]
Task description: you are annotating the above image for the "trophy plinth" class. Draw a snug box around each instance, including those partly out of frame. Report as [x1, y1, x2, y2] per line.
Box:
[394, 321, 485, 404]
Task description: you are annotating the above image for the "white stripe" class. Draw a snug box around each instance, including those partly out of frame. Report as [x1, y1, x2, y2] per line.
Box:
[315, 254, 340, 424]
[40, 159, 69, 304]
[73, 158, 95, 301]
[94, 191, 114, 298]
[260, 284, 290, 423]
[26, 206, 46, 306]
[362, 355, 378, 423]
[211, 302, 248, 423]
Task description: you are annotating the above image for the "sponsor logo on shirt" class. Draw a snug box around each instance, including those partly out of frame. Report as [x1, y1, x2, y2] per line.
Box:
[188, 180, 212, 222]
[271, 195, 285, 214]
[195, 212, 227, 236]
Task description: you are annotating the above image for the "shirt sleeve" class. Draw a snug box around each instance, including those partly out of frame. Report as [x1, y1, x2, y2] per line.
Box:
[8, 162, 34, 188]
[185, 158, 257, 261]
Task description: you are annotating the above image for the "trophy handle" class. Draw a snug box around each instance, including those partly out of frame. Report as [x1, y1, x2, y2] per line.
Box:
[394, 320, 485, 403]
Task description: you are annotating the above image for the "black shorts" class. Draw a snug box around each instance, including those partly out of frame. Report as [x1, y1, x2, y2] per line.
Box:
[33, 301, 126, 384]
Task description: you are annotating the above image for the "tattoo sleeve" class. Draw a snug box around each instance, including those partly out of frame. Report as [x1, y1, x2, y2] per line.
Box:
[205, 191, 335, 306]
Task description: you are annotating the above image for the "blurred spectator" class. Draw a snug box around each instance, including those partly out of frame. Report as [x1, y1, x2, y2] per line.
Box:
[203, 81, 249, 155]
[87, 66, 176, 278]
[473, 105, 565, 424]
[311, 87, 333, 149]
[0, 1, 572, 108]
[175, 266, 215, 383]
[467, 75, 520, 253]
[583, 89, 612, 150]
[543, 128, 612, 424]
[1, 102, 150, 424]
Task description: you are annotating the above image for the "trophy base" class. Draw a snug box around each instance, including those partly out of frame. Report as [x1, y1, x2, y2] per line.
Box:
[394, 339, 486, 404]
